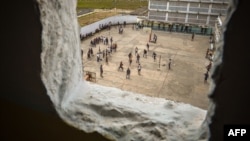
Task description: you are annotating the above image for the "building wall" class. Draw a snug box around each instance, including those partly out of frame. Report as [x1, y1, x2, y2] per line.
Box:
[209, 0, 250, 140]
[148, 0, 228, 26]
[80, 15, 138, 36]
[1, 0, 110, 140]
[2, 0, 249, 141]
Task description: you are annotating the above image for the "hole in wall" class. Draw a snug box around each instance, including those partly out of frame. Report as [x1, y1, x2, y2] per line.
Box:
[37, 0, 234, 140]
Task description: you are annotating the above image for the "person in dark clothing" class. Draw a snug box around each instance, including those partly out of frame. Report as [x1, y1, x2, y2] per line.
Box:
[206, 61, 212, 72]
[100, 64, 103, 78]
[143, 49, 147, 58]
[128, 52, 132, 59]
[135, 47, 138, 56]
[106, 38, 109, 45]
[168, 58, 172, 70]
[103, 50, 105, 58]
[184, 26, 188, 32]
[153, 52, 156, 62]
[128, 52, 132, 66]
[126, 67, 130, 79]
[90, 48, 93, 56]
[87, 50, 91, 59]
[191, 32, 195, 41]
[118, 61, 124, 71]
[204, 71, 209, 83]
[136, 54, 140, 63]
[105, 56, 108, 64]
[129, 57, 132, 66]
[110, 37, 113, 45]
[146, 43, 149, 51]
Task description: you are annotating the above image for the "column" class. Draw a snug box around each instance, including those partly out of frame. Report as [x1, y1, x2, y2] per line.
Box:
[148, 0, 151, 10]
[206, 15, 210, 25]
[187, 2, 190, 12]
[185, 13, 188, 23]
[166, 12, 168, 21]
[166, 1, 169, 11]
[208, 3, 212, 14]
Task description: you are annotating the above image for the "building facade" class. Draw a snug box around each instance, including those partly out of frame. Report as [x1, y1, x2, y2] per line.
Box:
[148, 0, 228, 26]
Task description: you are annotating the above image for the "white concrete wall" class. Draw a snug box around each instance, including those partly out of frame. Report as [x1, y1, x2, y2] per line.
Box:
[80, 15, 138, 36]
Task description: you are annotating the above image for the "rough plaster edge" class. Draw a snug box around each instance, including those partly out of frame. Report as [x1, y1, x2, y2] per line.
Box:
[35, 0, 237, 140]
[200, 0, 239, 140]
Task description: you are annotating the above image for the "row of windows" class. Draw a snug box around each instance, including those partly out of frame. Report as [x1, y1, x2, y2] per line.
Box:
[149, 5, 227, 14]
[149, 16, 166, 21]
[149, 12, 218, 20]
[150, 2, 228, 9]
[150, 0, 229, 4]
[147, 18, 217, 26]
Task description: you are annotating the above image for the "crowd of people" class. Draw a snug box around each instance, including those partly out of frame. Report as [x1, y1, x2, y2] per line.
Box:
[93, 36, 174, 80]
[83, 23, 213, 86]
[203, 34, 216, 83]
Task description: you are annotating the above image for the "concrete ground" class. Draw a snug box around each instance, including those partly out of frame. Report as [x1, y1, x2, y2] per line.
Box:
[81, 25, 211, 110]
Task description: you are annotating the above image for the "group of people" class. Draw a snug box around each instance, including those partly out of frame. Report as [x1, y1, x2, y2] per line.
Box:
[99, 22, 112, 31]
[90, 36, 111, 47]
[87, 35, 117, 64]
[97, 35, 209, 88]
[100, 42, 151, 79]
[117, 61, 133, 79]
[204, 59, 213, 84]
[89, 24, 209, 86]
[204, 35, 215, 83]
[117, 43, 172, 79]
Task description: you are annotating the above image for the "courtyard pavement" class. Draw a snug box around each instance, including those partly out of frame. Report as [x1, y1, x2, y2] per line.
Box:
[81, 25, 211, 110]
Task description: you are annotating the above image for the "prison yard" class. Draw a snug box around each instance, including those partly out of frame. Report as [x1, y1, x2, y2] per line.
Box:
[78, 0, 218, 110]
[81, 25, 211, 110]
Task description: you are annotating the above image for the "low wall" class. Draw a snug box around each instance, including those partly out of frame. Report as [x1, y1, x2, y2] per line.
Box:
[80, 15, 138, 36]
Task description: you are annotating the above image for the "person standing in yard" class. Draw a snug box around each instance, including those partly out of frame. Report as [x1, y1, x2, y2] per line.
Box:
[138, 63, 141, 75]
[143, 49, 147, 58]
[126, 67, 131, 79]
[168, 58, 172, 70]
[90, 48, 93, 56]
[153, 52, 157, 62]
[129, 57, 132, 66]
[204, 71, 209, 83]
[100, 64, 103, 78]
[128, 52, 133, 66]
[118, 61, 124, 71]
[97, 53, 100, 62]
[146, 43, 149, 51]
[136, 54, 140, 63]
[105, 55, 108, 64]
[110, 37, 113, 45]
[103, 50, 105, 58]
[135, 47, 138, 56]
[191, 32, 195, 41]
[206, 61, 212, 72]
